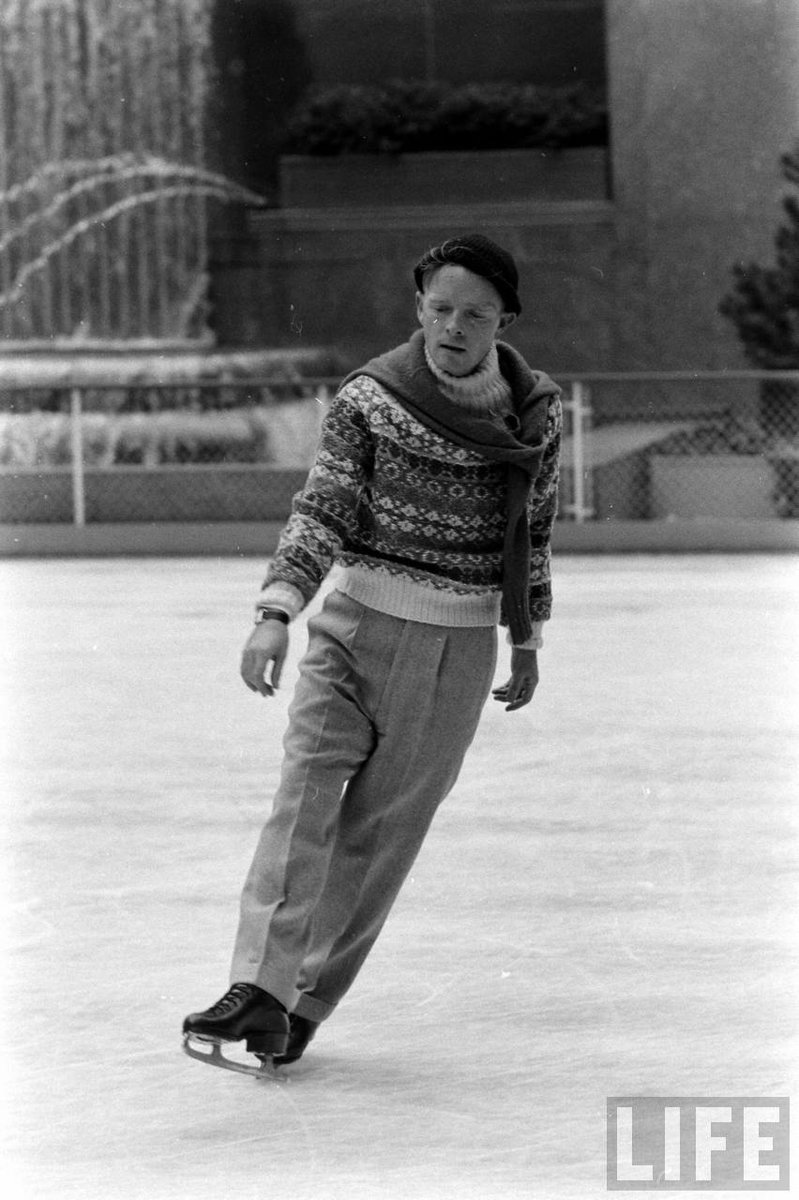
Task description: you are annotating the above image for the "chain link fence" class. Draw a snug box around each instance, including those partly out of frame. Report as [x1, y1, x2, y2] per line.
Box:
[1, 368, 798, 528]
[559, 372, 799, 522]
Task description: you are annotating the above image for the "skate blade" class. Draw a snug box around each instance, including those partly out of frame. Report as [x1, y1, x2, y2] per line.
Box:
[182, 1033, 284, 1082]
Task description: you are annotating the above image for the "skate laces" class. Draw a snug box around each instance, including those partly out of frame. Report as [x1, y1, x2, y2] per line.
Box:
[206, 982, 261, 1017]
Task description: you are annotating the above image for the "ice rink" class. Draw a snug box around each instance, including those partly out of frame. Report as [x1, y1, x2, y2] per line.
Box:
[2, 553, 797, 1200]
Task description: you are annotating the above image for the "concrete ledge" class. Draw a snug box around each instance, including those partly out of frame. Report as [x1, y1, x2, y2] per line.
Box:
[552, 519, 799, 554]
[248, 199, 615, 237]
[1, 520, 798, 558]
[277, 148, 610, 208]
[0, 522, 285, 557]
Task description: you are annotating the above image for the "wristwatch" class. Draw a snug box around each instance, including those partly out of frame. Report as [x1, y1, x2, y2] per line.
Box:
[254, 607, 290, 625]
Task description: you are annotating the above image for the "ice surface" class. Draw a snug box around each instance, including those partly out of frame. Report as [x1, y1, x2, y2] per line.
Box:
[1, 554, 797, 1200]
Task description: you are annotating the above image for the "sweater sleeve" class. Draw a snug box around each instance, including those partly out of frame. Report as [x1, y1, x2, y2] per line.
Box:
[260, 382, 375, 610]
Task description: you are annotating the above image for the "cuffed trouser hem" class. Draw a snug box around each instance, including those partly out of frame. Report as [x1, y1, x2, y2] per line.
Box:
[292, 992, 336, 1023]
[228, 969, 298, 1016]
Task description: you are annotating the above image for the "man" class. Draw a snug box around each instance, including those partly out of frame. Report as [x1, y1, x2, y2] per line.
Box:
[182, 234, 562, 1075]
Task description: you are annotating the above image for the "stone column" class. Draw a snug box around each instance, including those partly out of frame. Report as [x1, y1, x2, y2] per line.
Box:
[606, 0, 799, 368]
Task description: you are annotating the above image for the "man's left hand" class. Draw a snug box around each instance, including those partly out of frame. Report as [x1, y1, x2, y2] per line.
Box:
[492, 647, 539, 712]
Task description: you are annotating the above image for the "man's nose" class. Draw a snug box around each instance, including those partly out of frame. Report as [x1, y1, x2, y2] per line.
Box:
[444, 313, 464, 337]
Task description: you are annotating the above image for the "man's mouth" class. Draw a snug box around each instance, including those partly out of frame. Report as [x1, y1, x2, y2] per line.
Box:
[440, 343, 465, 353]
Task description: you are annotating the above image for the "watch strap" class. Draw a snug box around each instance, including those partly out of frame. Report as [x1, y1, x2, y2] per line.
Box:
[255, 607, 290, 625]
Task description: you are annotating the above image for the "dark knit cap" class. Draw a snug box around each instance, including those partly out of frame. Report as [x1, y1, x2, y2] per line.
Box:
[413, 233, 522, 315]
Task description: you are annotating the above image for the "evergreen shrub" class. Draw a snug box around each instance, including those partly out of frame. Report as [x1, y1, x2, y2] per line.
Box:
[719, 141, 799, 371]
[284, 81, 608, 156]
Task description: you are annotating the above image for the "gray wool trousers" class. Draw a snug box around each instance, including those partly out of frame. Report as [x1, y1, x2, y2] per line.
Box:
[230, 589, 497, 1022]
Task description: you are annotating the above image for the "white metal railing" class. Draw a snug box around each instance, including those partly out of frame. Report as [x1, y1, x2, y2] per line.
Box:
[69, 389, 86, 527]
[561, 379, 593, 523]
[1, 363, 799, 527]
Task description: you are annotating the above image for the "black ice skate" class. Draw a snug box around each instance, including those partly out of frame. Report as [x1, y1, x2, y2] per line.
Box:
[182, 982, 289, 1079]
[274, 1014, 319, 1066]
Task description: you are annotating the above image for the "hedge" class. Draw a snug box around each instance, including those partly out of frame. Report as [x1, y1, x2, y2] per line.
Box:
[284, 81, 608, 157]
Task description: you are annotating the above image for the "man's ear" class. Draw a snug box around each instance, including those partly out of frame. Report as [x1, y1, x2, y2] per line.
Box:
[415, 290, 425, 323]
[497, 311, 517, 334]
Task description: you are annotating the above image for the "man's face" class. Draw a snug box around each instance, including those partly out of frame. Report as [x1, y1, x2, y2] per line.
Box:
[416, 264, 515, 377]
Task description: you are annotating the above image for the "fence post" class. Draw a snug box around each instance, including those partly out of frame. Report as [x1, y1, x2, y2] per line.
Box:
[568, 381, 594, 524]
[70, 388, 86, 527]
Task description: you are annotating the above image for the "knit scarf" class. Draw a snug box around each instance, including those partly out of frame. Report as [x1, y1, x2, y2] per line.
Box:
[343, 329, 560, 644]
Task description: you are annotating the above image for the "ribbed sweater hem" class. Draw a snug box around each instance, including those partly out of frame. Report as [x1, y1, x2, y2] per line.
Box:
[336, 564, 501, 628]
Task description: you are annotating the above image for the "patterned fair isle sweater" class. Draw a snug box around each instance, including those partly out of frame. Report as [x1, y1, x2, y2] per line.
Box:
[258, 343, 562, 649]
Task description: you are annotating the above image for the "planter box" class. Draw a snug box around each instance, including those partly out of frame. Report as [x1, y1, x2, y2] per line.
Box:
[650, 456, 775, 519]
[278, 147, 609, 208]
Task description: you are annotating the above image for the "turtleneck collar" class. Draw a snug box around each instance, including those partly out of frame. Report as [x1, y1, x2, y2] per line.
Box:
[424, 343, 514, 416]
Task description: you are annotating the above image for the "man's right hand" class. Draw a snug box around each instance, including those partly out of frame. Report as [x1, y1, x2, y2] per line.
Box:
[240, 621, 289, 697]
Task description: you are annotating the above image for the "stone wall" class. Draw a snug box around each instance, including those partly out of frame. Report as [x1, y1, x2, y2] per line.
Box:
[210, 198, 616, 373]
[290, 0, 606, 90]
[210, 0, 799, 374]
[606, 0, 799, 370]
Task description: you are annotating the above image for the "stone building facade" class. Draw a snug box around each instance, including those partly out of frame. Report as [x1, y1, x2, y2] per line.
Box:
[208, 0, 799, 374]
